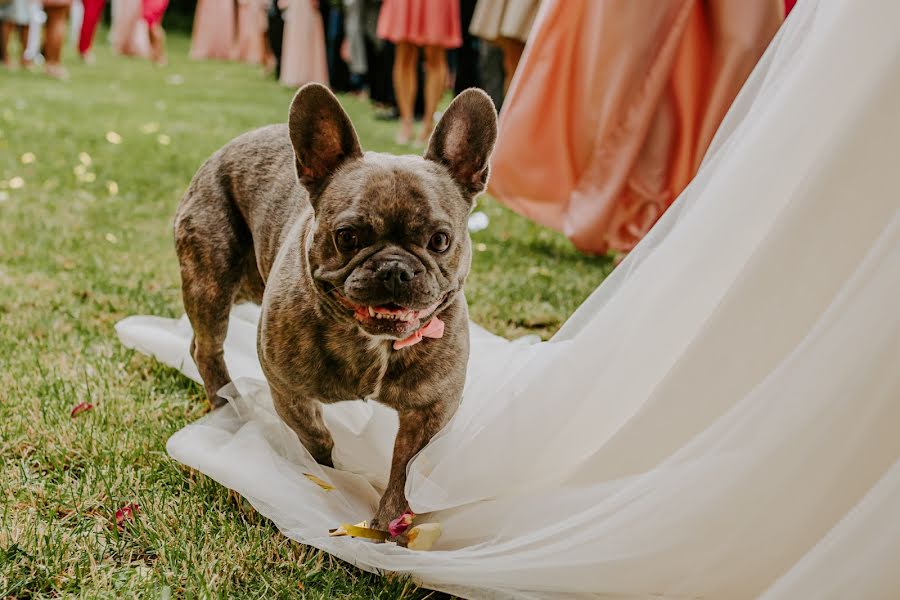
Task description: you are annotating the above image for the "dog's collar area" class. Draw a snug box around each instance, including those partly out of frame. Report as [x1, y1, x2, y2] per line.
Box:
[392, 317, 445, 350]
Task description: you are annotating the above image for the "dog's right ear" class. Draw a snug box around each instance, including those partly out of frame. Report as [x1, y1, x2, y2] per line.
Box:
[288, 83, 363, 198]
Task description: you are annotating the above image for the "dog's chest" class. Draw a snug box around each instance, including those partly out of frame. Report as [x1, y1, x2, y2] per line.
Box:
[307, 336, 392, 403]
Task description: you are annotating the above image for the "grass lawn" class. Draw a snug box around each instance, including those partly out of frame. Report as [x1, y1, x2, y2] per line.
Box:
[0, 31, 612, 598]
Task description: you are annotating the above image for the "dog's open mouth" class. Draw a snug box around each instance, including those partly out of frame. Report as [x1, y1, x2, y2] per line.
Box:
[332, 293, 444, 336]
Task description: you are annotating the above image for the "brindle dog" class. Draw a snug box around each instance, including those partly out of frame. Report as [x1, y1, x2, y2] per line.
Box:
[174, 83, 497, 529]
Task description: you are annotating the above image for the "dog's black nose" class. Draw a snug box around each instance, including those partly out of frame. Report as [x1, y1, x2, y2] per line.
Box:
[378, 261, 415, 290]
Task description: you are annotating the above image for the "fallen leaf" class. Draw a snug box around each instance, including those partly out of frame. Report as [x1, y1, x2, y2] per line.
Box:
[303, 473, 335, 491]
[105, 131, 122, 144]
[70, 402, 94, 417]
[20, 152, 35, 164]
[115, 503, 140, 527]
[388, 511, 415, 537]
[407, 523, 442, 551]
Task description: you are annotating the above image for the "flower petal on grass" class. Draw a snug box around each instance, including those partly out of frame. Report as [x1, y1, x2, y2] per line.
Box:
[157, 134, 171, 146]
[78, 152, 92, 166]
[115, 503, 140, 527]
[9, 176, 24, 189]
[140, 122, 160, 134]
[105, 131, 122, 144]
[302, 473, 335, 491]
[20, 152, 36, 164]
[388, 511, 415, 537]
[106, 181, 119, 195]
[70, 402, 94, 417]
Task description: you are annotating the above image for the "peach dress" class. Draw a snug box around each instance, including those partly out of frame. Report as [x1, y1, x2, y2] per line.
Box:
[377, 0, 462, 48]
[489, 0, 784, 254]
[279, 0, 328, 88]
[235, 0, 266, 64]
[111, 0, 150, 57]
[190, 0, 235, 61]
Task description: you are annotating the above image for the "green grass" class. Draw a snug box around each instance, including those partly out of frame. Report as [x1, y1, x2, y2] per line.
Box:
[0, 32, 612, 598]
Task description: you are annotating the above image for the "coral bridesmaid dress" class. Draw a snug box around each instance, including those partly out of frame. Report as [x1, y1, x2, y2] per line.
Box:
[376, 0, 462, 48]
[235, 0, 266, 64]
[489, 0, 784, 254]
[279, 0, 328, 87]
[190, 0, 236, 61]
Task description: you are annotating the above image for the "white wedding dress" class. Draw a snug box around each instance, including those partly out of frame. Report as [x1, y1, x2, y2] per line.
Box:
[117, 0, 900, 597]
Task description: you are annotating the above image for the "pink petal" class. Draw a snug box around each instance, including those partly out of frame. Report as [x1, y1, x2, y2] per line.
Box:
[388, 511, 415, 537]
[70, 402, 94, 418]
[115, 503, 140, 526]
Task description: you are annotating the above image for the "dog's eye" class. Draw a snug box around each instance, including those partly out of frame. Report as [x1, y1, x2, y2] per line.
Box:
[335, 228, 359, 252]
[428, 232, 451, 253]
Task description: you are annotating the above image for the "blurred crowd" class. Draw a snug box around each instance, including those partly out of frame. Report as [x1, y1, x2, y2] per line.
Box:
[186, 0, 538, 146]
[2, 0, 799, 255]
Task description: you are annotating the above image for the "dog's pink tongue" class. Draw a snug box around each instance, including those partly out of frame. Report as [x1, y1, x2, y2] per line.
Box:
[393, 317, 445, 350]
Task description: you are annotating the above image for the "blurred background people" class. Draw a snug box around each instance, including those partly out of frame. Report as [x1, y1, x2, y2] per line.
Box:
[111, 0, 150, 57]
[469, 0, 538, 96]
[77, 0, 104, 62]
[0, 0, 32, 68]
[279, 0, 327, 87]
[376, 0, 461, 145]
[143, 0, 169, 65]
[42, 0, 72, 77]
[190, 0, 234, 60]
[235, 0, 266, 64]
[489, 0, 784, 255]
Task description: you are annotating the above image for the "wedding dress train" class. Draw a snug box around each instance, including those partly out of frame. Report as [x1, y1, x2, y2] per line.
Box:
[117, 0, 900, 597]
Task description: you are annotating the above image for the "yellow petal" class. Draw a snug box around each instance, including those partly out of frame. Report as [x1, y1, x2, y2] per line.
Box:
[302, 473, 335, 491]
[407, 523, 442, 551]
[339, 523, 389, 542]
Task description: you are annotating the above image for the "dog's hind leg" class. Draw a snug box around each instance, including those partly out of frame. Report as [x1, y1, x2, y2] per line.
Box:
[175, 191, 251, 408]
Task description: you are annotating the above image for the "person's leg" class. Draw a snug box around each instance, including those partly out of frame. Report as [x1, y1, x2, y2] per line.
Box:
[18, 23, 31, 66]
[78, 0, 105, 60]
[498, 37, 525, 94]
[421, 45, 448, 143]
[44, 5, 70, 78]
[392, 41, 418, 144]
[148, 22, 166, 65]
[1, 21, 12, 68]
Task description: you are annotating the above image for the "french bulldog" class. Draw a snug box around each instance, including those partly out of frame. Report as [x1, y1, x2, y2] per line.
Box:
[174, 83, 497, 530]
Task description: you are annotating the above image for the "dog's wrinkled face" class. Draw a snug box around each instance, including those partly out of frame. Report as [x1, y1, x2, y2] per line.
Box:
[287, 84, 497, 339]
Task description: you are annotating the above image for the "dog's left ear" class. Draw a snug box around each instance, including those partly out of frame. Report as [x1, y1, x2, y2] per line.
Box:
[288, 83, 363, 196]
[425, 88, 498, 198]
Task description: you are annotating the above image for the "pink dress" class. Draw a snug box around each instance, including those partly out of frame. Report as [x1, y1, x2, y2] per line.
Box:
[279, 0, 328, 88]
[489, 0, 784, 255]
[190, 0, 235, 61]
[377, 0, 462, 48]
[111, 0, 150, 57]
[142, 0, 169, 26]
[235, 0, 266, 64]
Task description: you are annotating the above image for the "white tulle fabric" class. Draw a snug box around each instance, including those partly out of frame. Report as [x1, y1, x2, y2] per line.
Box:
[116, 1, 900, 597]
